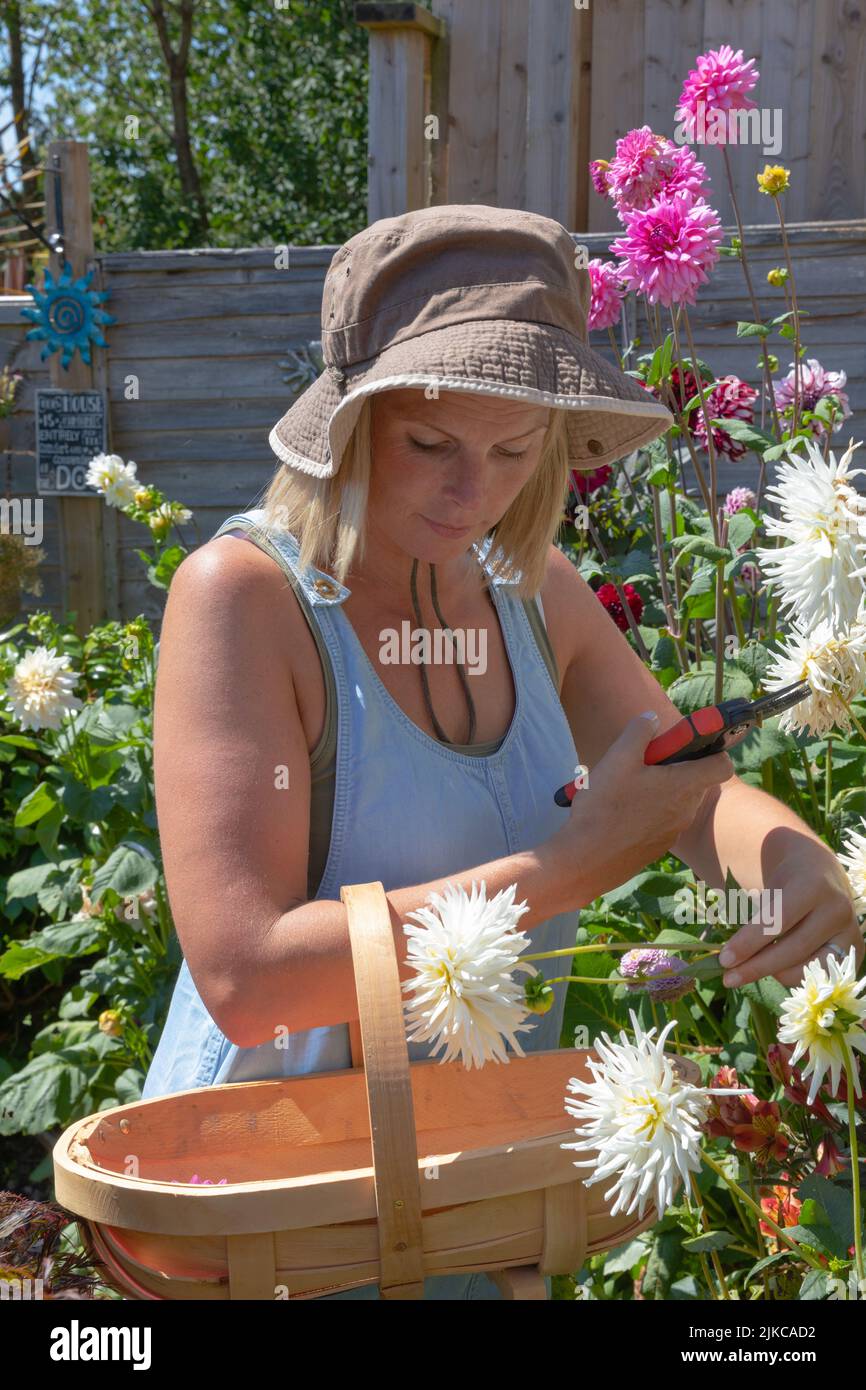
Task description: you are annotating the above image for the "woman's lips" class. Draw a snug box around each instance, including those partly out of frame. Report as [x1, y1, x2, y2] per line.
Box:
[423, 515, 472, 538]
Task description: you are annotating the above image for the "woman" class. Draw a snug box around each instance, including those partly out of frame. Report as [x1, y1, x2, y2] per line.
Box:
[142, 204, 863, 1299]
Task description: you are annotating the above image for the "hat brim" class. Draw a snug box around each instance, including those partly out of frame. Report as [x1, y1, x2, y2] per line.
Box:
[269, 318, 673, 478]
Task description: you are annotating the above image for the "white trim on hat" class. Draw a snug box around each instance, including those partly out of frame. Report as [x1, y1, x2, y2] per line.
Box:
[271, 372, 672, 478]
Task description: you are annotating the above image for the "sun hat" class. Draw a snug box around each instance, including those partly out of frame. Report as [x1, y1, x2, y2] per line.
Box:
[269, 203, 673, 477]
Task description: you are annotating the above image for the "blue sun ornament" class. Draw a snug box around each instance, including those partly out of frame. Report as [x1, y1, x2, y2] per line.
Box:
[20, 260, 117, 369]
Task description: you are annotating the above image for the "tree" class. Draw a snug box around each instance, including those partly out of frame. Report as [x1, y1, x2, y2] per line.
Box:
[32, 0, 369, 250]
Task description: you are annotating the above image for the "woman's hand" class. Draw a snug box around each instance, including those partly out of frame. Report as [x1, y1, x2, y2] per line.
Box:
[550, 710, 735, 906]
[718, 843, 865, 990]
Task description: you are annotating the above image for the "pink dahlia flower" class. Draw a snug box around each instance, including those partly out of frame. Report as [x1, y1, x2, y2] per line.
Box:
[587, 257, 625, 331]
[724, 485, 757, 515]
[773, 358, 852, 438]
[604, 126, 709, 212]
[611, 190, 723, 307]
[589, 159, 611, 198]
[692, 374, 759, 459]
[676, 45, 759, 144]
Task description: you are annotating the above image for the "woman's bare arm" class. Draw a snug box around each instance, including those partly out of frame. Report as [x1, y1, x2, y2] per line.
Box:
[154, 539, 580, 1050]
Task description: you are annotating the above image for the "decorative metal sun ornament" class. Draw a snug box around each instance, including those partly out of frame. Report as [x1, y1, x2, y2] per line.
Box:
[20, 260, 117, 369]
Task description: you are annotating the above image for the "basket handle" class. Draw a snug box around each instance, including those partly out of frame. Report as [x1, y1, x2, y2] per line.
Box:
[341, 881, 425, 1300]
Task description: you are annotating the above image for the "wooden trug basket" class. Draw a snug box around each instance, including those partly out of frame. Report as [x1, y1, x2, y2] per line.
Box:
[54, 881, 700, 1300]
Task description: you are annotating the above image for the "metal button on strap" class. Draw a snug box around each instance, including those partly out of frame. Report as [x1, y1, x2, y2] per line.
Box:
[587, 438, 605, 456]
[313, 576, 338, 598]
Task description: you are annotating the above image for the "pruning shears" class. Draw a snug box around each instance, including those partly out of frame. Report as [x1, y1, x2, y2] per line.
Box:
[553, 678, 811, 806]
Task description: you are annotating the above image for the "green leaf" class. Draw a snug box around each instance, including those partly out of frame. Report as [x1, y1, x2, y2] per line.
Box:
[0, 1051, 90, 1135]
[146, 544, 186, 591]
[602, 1236, 650, 1275]
[90, 843, 158, 900]
[724, 547, 758, 582]
[602, 869, 695, 919]
[796, 1175, 857, 1251]
[5, 860, 63, 901]
[666, 665, 753, 715]
[725, 512, 757, 550]
[783, 1221, 847, 1261]
[736, 321, 771, 338]
[673, 537, 730, 565]
[651, 635, 677, 671]
[729, 718, 799, 772]
[799, 1268, 840, 1300]
[13, 780, 58, 827]
[0, 734, 40, 749]
[710, 417, 776, 450]
[740, 974, 788, 1016]
[0, 918, 103, 981]
[732, 640, 772, 682]
[813, 393, 844, 425]
[646, 333, 674, 388]
[682, 1230, 737, 1253]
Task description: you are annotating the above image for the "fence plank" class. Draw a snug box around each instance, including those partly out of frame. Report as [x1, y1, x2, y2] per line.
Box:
[587, 0, 646, 233]
[807, 0, 866, 221]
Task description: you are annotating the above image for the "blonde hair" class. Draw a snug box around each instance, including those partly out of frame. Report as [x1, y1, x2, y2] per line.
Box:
[258, 394, 572, 598]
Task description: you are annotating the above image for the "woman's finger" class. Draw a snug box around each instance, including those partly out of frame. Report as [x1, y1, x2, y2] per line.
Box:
[718, 874, 817, 979]
[721, 900, 861, 989]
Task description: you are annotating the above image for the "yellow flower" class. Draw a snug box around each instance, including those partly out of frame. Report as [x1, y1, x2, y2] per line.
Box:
[757, 165, 791, 196]
[99, 1009, 123, 1037]
[767, 267, 789, 287]
[134, 487, 157, 511]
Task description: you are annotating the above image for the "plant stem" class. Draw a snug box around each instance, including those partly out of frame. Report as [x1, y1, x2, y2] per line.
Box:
[668, 308, 715, 516]
[689, 1171, 730, 1297]
[841, 1037, 865, 1282]
[799, 748, 821, 827]
[701, 1150, 826, 1270]
[693, 989, 727, 1045]
[774, 195, 802, 435]
[746, 1155, 773, 1301]
[607, 325, 623, 369]
[721, 146, 783, 438]
[522, 943, 723, 962]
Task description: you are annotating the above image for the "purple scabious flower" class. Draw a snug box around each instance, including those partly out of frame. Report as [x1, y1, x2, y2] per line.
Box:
[620, 948, 694, 1002]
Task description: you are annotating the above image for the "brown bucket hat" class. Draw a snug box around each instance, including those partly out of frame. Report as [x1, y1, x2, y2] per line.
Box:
[269, 203, 673, 477]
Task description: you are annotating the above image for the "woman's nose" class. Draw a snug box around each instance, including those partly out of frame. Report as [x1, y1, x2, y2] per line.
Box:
[442, 452, 487, 506]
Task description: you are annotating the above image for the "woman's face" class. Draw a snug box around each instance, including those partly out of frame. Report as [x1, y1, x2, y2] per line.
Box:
[367, 388, 551, 560]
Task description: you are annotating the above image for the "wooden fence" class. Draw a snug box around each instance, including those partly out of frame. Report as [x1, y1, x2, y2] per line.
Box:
[3, 217, 864, 625]
[365, 0, 866, 231]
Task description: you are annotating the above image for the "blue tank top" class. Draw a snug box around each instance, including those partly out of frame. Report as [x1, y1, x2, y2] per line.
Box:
[139, 509, 582, 1299]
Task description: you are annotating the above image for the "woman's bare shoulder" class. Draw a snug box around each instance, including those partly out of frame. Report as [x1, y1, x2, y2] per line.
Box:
[165, 533, 302, 656]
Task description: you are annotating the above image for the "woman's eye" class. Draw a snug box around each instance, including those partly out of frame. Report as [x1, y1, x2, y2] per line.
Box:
[409, 437, 444, 452]
[409, 436, 526, 460]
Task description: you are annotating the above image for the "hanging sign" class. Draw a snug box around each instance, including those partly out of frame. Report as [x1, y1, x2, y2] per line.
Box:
[35, 388, 107, 495]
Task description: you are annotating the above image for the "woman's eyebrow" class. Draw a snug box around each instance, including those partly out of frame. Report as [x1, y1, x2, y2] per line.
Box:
[402, 418, 550, 442]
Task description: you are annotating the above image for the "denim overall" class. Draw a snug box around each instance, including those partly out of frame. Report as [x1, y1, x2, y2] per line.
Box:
[142, 509, 582, 1300]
